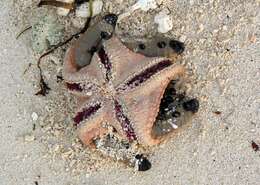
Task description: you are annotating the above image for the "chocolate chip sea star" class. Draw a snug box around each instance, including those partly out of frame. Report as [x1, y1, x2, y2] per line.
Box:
[63, 35, 185, 147]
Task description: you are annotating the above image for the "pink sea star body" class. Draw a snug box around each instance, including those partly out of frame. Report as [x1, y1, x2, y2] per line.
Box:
[63, 34, 185, 147]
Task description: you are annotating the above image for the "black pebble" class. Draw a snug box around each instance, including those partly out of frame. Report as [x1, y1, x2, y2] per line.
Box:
[251, 141, 259, 152]
[104, 14, 118, 26]
[135, 154, 143, 159]
[169, 40, 185, 54]
[138, 43, 146, 50]
[165, 87, 176, 95]
[56, 75, 63, 83]
[135, 155, 151, 171]
[157, 41, 167, 48]
[100, 31, 111, 40]
[182, 99, 199, 113]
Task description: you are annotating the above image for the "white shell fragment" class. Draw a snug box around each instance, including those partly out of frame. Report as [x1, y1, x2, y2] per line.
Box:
[154, 10, 173, 33]
[133, 0, 158, 11]
[76, 0, 103, 18]
[57, 0, 74, 16]
[31, 112, 38, 121]
[118, 0, 158, 22]
[24, 135, 35, 142]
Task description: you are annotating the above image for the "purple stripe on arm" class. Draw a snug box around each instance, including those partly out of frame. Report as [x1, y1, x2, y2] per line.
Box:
[98, 47, 112, 81]
[126, 60, 172, 88]
[114, 100, 137, 141]
[74, 103, 101, 125]
[66, 82, 83, 92]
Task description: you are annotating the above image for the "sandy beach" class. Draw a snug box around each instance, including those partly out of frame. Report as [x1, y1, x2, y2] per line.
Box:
[0, 0, 259, 184]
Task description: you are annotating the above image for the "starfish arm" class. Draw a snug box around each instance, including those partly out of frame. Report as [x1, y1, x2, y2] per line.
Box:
[119, 64, 185, 146]
[74, 94, 131, 147]
[77, 113, 108, 148]
[72, 15, 116, 68]
[102, 37, 151, 86]
[63, 45, 106, 96]
[103, 37, 184, 87]
[75, 96, 111, 147]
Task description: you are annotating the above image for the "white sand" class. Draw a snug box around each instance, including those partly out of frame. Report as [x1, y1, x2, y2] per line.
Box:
[0, 0, 259, 184]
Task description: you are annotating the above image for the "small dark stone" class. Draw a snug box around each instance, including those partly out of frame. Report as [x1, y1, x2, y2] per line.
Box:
[169, 40, 185, 54]
[251, 141, 259, 152]
[100, 31, 111, 40]
[182, 99, 199, 113]
[104, 14, 118, 26]
[172, 111, 181, 118]
[157, 41, 166, 48]
[135, 154, 143, 159]
[165, 87, 176, 95]
[135, 155, 151, 171]
[56, 75, 63, 83]
[138, 43, 146, 50]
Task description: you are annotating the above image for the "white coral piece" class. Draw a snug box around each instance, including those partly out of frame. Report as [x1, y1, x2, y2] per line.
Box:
[154, 10, 173, 33]
[76, 0, 103, 18]
[132, 0, 157, 11]
[118, 0, 158, 22]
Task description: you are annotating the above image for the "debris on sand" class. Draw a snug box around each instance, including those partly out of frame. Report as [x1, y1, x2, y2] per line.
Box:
[251, 141, 259, 152]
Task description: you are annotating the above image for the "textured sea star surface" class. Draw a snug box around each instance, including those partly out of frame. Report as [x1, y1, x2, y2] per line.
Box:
[63, 35, 185, 147]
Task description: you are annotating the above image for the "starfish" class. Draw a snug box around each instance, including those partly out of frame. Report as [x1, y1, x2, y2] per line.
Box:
[63, 34, 186, 147]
